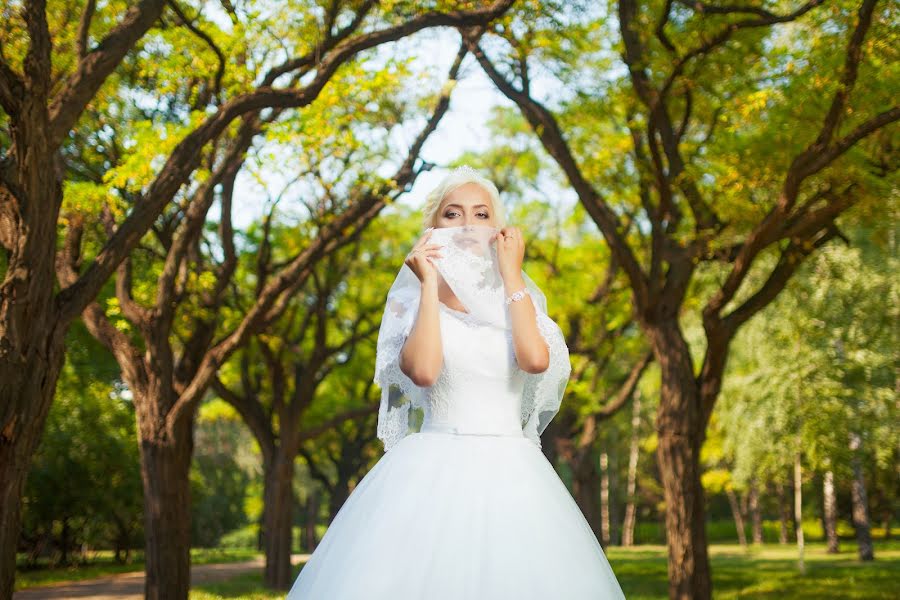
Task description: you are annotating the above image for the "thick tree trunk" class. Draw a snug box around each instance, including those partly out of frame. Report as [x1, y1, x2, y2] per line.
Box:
[622, 390, 642, 547]
[652, 323, 711, 600]
[823, 470, 840, 553]
[0, 105, 68, 594]
[0, 329, 67, 598]
[262, 450, 296, 589]
[748, 479, 763, 545]
[849, 433, 874, 561]
[138, 412, 194, 600]
[726, 488, 747, 547]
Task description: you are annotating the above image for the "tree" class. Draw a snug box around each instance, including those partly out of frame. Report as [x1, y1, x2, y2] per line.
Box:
[0, 1, 517, 597]
[21, 323, 142, 566]
[457, 0, 897, 596]
[213, 211, 412, 588]
[718, 223, 898, 562]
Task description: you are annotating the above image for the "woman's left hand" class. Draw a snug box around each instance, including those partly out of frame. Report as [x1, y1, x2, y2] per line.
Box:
[492, 226, 525, 282]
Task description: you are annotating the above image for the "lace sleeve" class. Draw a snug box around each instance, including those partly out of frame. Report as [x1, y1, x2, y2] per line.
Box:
[518, 271, 571, 449]
[374, 264, 427, 453]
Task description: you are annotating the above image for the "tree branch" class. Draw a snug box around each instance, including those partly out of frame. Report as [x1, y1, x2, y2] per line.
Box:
[591, 351, 654, 420]
[162, 39, 469, 432]
[460, 27, 651, 309]
[166, 0, 225, 105]
[75, 0, 97, 59]
[0, 59, 23, 116]
[703, 0, 893, 321]
[55, 0, 515, 326]
[48, 0, 167, 148]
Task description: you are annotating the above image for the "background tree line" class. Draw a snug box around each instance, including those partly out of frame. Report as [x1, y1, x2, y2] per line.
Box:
[2, 1, 896, 600]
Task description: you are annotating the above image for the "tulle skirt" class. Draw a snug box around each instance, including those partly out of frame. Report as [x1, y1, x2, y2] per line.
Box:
[287, 425, 627, 599]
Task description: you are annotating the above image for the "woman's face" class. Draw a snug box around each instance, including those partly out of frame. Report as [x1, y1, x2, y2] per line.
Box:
[434, 183, 497, 228]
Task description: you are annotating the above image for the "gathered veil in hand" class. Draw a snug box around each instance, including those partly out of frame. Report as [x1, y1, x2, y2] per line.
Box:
[373, 224, 571, 453]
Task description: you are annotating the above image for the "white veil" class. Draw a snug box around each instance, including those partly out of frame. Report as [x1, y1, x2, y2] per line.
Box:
[373, 224, 571, 453]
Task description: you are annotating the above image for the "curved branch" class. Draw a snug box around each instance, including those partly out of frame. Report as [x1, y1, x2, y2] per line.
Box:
[0, 58, 23, 116]
[76, 0, 97, 59]
[460, 28, 651, 308]
[48, 0, 166, 148]
[56, 0, 515, 326]
[166, 0, 225, 104]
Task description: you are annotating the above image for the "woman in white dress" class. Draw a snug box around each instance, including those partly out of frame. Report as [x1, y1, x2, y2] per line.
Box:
[287, 166, 627, 599]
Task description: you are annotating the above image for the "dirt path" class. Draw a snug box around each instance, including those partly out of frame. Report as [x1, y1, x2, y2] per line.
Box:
[13, 554, 310, 599]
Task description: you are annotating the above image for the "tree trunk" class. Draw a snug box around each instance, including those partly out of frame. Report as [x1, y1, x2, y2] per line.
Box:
[652, 323, 711, 600]
[327, 480, 351, 525]
[600, 451, 611, 547]
[571, 449, 604, 544]
[305, 487, 320, 552]
[0, 328, 67, 598]
[794, 454, 805, 573]
[726, 488, 747, 547]
[609, 427, 620, 545]
[60, 518, 70, 565]
[622, 390, 642, 547]
[262, 450, 296, 589]
[748, 479, 763, 544]
[138, 412, 194, 600]
[849, 433, 874, 561]
[776, 481, 790, 544]
[823, 470, 840, 553]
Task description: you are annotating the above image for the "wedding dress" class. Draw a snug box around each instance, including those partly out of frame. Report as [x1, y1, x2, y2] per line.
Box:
[286, 225, 626, 599]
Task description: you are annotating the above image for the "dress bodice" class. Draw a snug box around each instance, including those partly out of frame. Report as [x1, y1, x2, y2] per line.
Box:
[420, 303, 527, 436]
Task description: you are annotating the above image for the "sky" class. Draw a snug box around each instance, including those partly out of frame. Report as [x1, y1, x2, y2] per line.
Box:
[228, 26, 544, 231]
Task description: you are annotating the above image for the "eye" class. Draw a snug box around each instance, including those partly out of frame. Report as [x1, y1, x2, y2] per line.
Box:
[477, 212, 489, 218]
[444, 210, 459, 218]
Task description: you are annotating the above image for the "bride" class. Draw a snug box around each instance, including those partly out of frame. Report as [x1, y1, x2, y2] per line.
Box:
[287, 166, 627, 599]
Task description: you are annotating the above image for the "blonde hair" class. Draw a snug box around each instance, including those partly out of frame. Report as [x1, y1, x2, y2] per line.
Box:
[421, 166, 506, 230]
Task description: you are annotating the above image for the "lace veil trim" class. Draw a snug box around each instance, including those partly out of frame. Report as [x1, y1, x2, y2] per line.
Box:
[373, 225, 571, 452]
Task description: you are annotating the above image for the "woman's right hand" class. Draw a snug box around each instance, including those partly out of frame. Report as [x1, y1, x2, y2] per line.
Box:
[405, 228, 443, 285]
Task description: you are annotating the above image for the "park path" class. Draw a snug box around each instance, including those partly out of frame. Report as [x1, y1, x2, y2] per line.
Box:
[13, 554, 310, 600]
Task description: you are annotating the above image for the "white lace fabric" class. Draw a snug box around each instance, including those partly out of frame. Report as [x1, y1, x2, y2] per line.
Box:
[373, 224, 571, 452]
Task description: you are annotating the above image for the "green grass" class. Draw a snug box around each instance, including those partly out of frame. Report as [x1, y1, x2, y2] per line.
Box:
[17, 541, 898, 598]
[187, 541, 900, 600]
[14, 547, 259, 590]
[191, 571, 295, 599]
[607, 541, 900, 600]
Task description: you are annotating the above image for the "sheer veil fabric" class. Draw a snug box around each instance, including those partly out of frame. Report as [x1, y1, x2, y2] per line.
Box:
[287, 222, 629, 599]
[374, 224, 571, 453]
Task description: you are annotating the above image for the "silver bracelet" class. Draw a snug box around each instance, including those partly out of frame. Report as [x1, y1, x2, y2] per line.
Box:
[505, 287, 530, 305]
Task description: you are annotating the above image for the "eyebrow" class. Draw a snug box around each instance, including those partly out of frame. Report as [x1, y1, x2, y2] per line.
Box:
[444, 203, 489, 210]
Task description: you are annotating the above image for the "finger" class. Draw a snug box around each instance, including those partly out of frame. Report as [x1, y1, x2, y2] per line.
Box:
[414, 229, 434, 246]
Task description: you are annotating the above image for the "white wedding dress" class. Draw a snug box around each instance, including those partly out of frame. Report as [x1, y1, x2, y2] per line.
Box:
[286, 271, 627, 598]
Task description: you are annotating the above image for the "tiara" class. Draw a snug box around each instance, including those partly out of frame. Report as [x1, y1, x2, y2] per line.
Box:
[451, 164, 479, 177]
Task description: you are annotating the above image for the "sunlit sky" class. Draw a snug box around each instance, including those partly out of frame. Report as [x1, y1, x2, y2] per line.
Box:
[227, 25, 576, 232]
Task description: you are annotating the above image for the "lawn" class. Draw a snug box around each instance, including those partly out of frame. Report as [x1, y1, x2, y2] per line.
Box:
[188, 540, 900, 599]
[16, 541, 897, 597]
[14, 547, 259, 590]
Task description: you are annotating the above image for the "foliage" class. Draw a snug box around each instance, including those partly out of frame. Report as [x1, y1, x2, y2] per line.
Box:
[716, 225, 898, 488]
